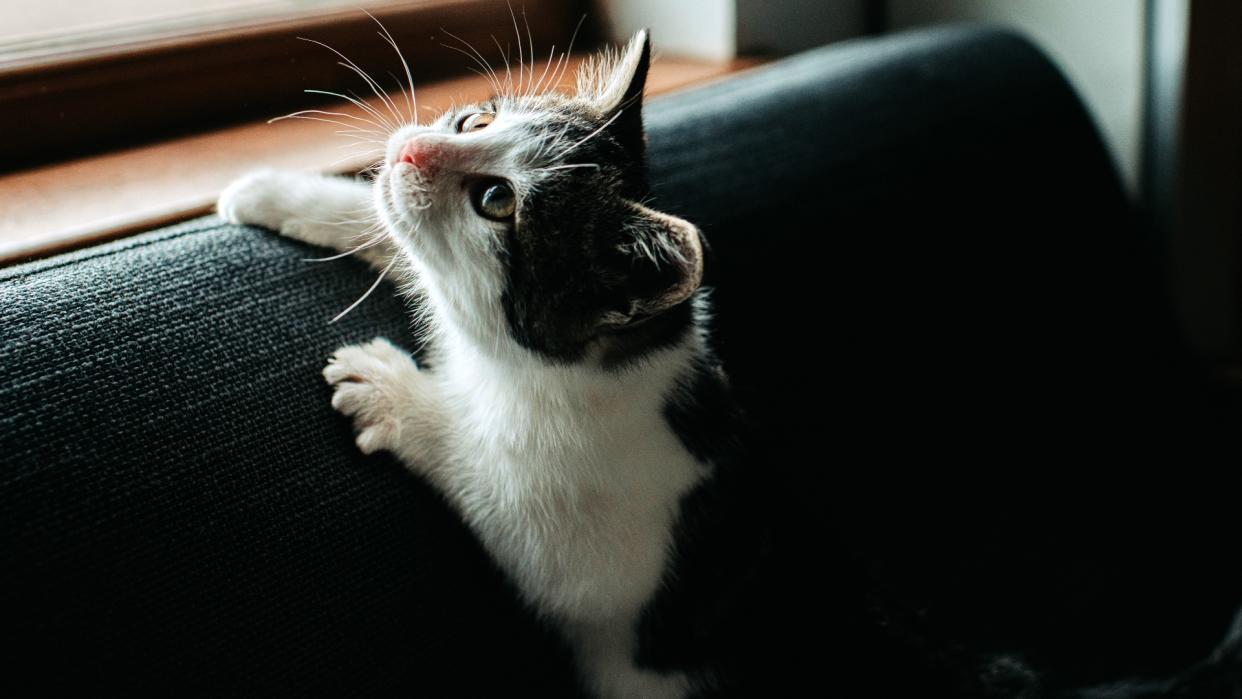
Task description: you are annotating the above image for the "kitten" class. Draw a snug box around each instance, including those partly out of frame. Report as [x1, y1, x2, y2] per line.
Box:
[218, 31, 728, 698]
[216, 28, 1242, 698]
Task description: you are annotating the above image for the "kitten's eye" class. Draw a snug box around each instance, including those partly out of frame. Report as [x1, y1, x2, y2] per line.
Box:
[470, 179, 516, 221]
[457, 112, 495, 133]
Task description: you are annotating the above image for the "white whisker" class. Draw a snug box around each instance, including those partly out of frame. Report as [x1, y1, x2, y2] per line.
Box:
[440, 41, 504, 95]
[304, 89, 396, 132]
[347, 88, 392, 126]
[270, 114, 384, 136]
[386, 70, 414, 123]
[506, 1, 526, 91]
[330, 254, 400, 323]
[335, 140, 386, 150]
[535, 163, 600, 172]
[531, 44, 556, 95]
[303, 232, 388, 262]
[299, 35, 404, 128]
[555, 108, 623, 159]
[491, 35, 515, 93]
[297, 214, 380, 227]
[270, 109, 386, 132]
[551, 15, 587, 90]
[522, 6, 536, 95]
[324, 151, 384, 170]
[364, 9, 418, 123]
[335, 135, 385, 145]
[440, 28, 504, 94]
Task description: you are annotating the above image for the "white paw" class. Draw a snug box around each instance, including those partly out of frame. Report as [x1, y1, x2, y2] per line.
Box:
[217, 169, 300, 233]
[323, 337, 421, 455]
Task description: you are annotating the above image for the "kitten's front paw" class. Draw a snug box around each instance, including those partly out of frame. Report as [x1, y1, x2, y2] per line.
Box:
[323, 337, 421, 455]
[217, 169, 302, 234]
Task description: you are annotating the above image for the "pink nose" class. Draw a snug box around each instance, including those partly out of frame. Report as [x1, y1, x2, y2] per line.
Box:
[397, 138, 439, 170]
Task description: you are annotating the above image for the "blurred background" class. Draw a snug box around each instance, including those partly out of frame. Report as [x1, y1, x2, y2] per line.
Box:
[1, 0, 1238, 368]
[598, 0, 1238, 370]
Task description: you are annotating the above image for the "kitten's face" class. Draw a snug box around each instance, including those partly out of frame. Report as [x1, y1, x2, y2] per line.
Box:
[374, 32, 703, 365]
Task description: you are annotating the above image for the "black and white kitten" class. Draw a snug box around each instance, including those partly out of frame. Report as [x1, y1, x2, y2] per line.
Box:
[217, 28, 1242, 698]
[219, 31, 724, 698]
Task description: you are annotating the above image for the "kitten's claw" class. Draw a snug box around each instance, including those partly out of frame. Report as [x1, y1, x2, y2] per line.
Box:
[323, 337, 421, 455]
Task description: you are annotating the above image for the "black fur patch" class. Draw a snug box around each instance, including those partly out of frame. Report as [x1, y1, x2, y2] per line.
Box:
[493, 93, 696, 366]
[485, 34, 690, 367]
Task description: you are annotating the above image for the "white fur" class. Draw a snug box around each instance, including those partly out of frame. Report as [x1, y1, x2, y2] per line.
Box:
[330, 326, 708, 699]
[218, 169, 394, 269]
[217, 33, 707, 698]
[576, 30, 649, 114]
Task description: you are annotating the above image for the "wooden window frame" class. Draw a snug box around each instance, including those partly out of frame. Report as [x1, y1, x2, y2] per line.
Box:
[0, 0, 587, 171]
[0, 0, 760, 264]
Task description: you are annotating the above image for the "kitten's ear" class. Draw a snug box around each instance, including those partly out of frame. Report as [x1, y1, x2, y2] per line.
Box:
[577, 30, 651, 157]
[603, 201, 704, 327]
[580, 29, 651, 114]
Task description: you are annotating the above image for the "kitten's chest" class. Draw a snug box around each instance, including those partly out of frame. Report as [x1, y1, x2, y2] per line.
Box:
[443, 369, 708, 618]
[479, 390, 706, 516]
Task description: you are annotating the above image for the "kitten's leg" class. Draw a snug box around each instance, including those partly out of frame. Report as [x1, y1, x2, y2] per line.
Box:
[322, 337, 447, 471]
[568, 617, 691, 699]
[217, 169, 396, 268]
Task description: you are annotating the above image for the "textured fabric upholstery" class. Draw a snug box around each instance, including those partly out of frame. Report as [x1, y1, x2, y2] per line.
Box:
[3, 27, 1236, 696]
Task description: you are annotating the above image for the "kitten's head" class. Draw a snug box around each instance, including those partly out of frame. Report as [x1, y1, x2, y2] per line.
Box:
[375, 31, 703, 366]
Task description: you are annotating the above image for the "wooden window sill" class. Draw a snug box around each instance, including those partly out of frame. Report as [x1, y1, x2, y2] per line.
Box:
[0, 55, 760, 265]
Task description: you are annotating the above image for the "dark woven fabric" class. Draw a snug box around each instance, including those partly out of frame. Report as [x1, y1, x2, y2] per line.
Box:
[0, 219, 579, 695]
[3, 26, 1239, 696]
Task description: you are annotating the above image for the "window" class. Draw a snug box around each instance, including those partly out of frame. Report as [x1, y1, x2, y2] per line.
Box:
[0, 0, 757, 263]
[2, 1, 408, 69]
[0, 0, 582, 169]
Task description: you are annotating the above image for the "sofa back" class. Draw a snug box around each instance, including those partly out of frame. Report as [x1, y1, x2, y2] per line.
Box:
[6, 27, 1218, 694]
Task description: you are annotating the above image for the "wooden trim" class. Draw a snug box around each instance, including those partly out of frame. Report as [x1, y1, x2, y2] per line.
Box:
[1172, 1, 1242, 361]
[0, 0, 587, 171]
[0, 55, 763, 264]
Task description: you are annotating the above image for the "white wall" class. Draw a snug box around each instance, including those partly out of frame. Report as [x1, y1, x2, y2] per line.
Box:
[888, 0, 1146, 193]
[598, 0, 1147, 193]
[596, 0, 869, 62]
[596, 0, 737, 62]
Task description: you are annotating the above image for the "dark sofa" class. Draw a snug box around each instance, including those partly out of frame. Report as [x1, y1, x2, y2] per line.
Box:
[4, 26, 1239, 696]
